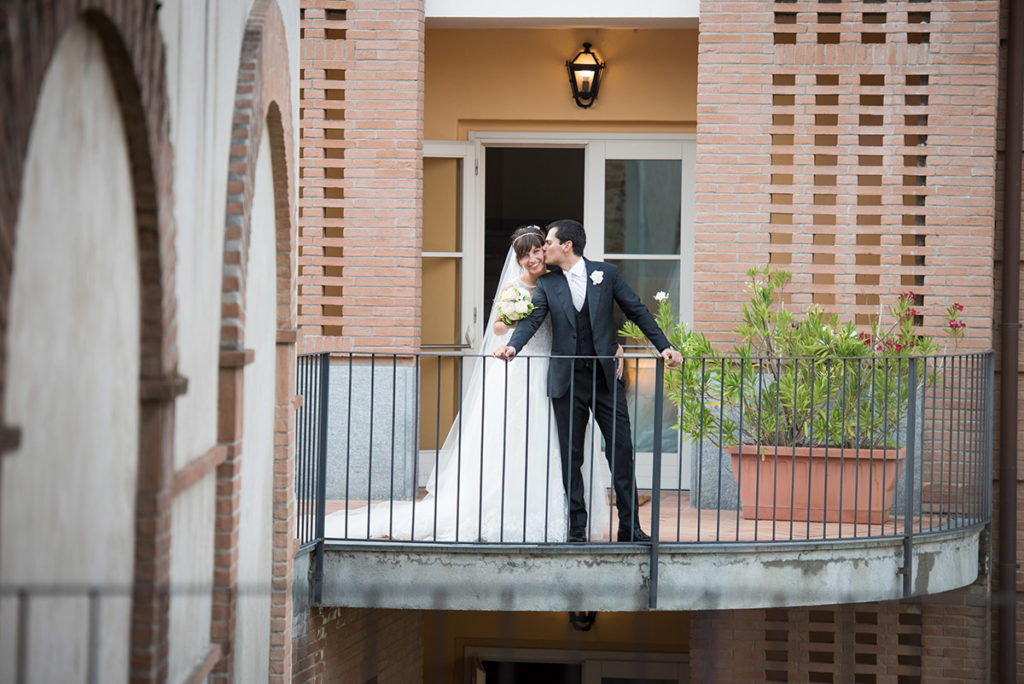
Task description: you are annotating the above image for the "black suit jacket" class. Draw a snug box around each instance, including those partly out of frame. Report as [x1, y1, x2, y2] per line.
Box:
[507, 258, 672, 398]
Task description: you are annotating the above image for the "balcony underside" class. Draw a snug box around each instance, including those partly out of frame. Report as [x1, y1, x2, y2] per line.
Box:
[296, 525, 982, 612]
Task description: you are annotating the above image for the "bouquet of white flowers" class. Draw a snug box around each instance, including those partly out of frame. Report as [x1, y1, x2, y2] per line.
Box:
[496, 285, 534, 326]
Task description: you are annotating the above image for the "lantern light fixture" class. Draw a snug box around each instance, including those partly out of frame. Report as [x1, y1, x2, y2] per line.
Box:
[566, 42, 605, 109]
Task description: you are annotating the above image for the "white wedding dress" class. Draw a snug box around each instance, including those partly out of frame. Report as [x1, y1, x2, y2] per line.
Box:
[324, 250, 610, 542]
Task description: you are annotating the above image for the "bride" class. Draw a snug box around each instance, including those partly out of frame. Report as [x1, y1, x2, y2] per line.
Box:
[324, 225, 610, 542]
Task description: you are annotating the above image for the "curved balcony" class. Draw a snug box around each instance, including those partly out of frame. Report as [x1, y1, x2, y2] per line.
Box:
[293, 351, 992, 612]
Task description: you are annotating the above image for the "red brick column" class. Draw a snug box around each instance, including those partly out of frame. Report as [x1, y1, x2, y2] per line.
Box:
[299, 0, 425, 353]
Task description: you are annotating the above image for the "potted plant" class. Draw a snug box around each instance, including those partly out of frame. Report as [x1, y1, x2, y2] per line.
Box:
[621, 265, 963, 524]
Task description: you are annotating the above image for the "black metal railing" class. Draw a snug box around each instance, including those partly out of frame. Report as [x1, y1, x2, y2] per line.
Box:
[296, 353, 329, 551]
[295, 350, 992, 552]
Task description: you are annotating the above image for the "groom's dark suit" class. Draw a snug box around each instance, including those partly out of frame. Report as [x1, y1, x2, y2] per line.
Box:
[507, 258, 672, 538]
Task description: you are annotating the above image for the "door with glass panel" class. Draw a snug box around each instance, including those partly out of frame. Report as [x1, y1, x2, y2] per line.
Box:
[421, 142, 476, 456]
[585, 140, 694, 490]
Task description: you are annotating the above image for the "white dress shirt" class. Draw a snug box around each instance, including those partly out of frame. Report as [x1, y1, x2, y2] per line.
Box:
[563, 258, 587, 311]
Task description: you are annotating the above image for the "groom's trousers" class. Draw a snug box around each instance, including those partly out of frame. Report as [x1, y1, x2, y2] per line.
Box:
[551, 358, 641, 535]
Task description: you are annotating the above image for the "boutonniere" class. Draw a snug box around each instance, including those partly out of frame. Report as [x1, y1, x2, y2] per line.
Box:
[590, 270, 604, 285]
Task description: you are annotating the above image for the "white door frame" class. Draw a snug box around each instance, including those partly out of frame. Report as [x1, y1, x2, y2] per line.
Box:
[463, 130, 696, 334]
[424, 132, 696, 489]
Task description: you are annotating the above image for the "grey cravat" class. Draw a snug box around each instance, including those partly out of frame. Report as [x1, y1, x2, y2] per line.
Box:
[570, 271, 586, 311]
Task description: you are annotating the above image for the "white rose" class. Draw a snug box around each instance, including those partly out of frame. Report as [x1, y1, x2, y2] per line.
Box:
[501, 287, 519, 302]
[514, 301, 529, 314]
[500, 302, 516, 317]
[654, 291, 669, 302]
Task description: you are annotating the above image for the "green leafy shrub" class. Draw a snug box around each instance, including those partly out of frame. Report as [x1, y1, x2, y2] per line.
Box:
[621, 265, 964, 450]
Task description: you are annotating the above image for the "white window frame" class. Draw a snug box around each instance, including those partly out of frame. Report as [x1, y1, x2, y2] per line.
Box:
[423, 140, 478, 349]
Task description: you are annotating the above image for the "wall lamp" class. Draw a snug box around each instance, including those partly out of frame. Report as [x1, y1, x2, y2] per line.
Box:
[566, 43, 605, 109]
[568, 611, 597, 631]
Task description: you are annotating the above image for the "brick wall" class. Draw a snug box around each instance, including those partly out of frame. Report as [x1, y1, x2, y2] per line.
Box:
[695, 1, 998, 348]
[692, 585, 990, 683]
[694, 1, 1002, 682]
[300, 0, 425, 353]
[293, 606, 424, 683]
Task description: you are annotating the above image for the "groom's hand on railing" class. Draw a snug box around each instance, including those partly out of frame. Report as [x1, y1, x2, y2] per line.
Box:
[492, 346, 517, 361]
[661, 348, 683, 368]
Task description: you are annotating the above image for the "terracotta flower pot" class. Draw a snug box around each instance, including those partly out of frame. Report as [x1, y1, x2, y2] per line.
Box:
[727, 445, 905, 524]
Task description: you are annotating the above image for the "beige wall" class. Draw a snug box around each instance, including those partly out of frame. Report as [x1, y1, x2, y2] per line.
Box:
[425, 28, 698, 140]
[0, 22, 139, 682]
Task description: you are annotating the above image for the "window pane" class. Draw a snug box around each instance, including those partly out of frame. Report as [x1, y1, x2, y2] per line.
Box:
[608, 259, 680, 455]
[604, 159, 682, 255]
[607, 259, 680, 340]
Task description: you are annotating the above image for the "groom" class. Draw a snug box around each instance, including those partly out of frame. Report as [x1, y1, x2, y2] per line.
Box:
[493, 219, 682, 542]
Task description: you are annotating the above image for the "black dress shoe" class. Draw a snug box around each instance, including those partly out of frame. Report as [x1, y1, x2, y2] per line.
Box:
[617, 527, 651, 542]
[568, 528, 587, 542]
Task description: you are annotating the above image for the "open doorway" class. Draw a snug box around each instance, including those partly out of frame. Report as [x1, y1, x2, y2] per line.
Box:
[483, 147, 584, 311]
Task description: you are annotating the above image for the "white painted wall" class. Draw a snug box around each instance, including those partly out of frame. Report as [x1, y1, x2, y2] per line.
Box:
[159, 2, 252, 675]
[235, 128, 278, 684]
[167, 477, 216, 683]
[0, 21, 139, 683]
[160, 0, 255, 469]
[157, 1, 299, 676]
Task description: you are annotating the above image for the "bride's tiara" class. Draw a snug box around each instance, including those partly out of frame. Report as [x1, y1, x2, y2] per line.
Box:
[512, 226, 544, 245]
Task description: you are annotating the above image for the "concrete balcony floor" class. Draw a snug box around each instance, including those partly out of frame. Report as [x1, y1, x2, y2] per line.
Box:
[295, 492, 984, 613]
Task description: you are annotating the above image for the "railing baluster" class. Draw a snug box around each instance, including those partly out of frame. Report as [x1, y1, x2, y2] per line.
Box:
[523, 356, 531, 544]
[696, 358, 706, 543]
[411, 353, 421, 540]
[903, 357, 918, 597]
[735, 359, 745, 543]
[453, 354, 463, 542]
[389, 355, 398, 539]
[477, 358, 487, 541]
[312, 352, 330, 603]
[676, 357, 686, 543]
[366, 354, 375, 538]
[500, 360, 508, 543]
[607, 355, 618, 543]
[589, 360, 598, 541]
[649, 359, 664, 609]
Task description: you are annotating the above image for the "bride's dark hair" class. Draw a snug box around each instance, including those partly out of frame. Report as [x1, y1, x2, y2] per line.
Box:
[510, 225, 545, 260]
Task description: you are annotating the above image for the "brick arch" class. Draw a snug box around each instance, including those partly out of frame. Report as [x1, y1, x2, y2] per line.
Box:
[213, 0, 296, 681]
[0, 3, 179, 682]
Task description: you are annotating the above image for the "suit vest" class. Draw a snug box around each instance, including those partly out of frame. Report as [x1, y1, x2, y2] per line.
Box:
[574, 290, 596, 357]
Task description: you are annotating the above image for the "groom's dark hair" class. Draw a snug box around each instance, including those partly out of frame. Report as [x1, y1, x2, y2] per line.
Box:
[547, 219, 586, 256]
